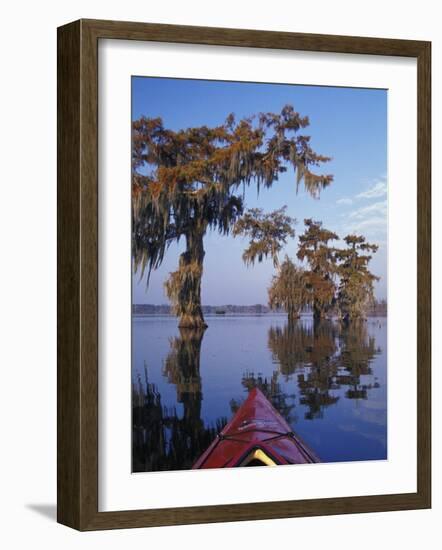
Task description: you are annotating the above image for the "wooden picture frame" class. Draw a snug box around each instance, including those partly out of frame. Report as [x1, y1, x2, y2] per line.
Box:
[57, 18, 431, 530]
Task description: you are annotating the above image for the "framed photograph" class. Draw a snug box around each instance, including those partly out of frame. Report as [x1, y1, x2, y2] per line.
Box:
[57, 19, 431, 530]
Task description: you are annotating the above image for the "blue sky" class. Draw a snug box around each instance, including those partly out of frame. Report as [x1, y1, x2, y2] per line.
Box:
[132, 77, 387, 305]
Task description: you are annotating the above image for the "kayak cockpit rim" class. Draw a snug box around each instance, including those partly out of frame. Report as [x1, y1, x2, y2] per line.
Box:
[238, 447, 277, 467]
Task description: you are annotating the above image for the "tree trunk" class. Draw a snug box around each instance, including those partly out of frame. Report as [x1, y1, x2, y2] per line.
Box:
[313, 301, 323, 323]
[179, 231, 207, 328]
[165, 230, 208, 329]
[288, 308, 300, 324]
[341, 312, 350, 326]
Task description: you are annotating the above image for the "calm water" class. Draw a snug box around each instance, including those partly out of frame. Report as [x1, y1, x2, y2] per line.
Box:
[132, 315, 387, 472]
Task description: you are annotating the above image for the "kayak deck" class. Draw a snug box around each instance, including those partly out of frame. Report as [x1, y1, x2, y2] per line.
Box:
[193, 388, 319, 468]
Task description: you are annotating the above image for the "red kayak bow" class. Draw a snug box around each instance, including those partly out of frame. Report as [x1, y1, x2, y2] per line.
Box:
[193, 387, 319, 468]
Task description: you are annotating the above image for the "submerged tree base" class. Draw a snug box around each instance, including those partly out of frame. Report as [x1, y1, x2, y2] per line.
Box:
[288, 313, 301, 324]
[178, 315, 208, 329]
[340, 313, 368, 327]
[313, 311, 325, 324]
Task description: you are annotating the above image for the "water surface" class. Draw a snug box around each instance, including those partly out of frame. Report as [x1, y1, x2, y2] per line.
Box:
[132, 315, 387, 472]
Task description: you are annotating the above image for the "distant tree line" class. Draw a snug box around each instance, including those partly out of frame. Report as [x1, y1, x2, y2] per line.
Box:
[133, 304, 273, 315]
[366, 298, 387, 317]
[133, 299, 386, 318]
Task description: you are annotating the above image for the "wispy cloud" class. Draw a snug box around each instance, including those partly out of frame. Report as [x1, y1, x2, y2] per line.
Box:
[347, 217, 386, 233]
[348, 200, 387, 220]
[335, 176, 387, 207]
[334, 175, 388, 241]
[336, 197, 353, 205]
[356, 178, 387, 200]
[339, 191, 387, 238]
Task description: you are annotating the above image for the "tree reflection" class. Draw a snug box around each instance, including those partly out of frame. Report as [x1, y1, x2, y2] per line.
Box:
[267, 319, 380, 420]
[132, 329, 227, 472]
[295, 321, 340, 419]
[163, 328, 204, 424]
[133, 320, 383, 471]
[268, 321, 339, 377]
[230, 370, 297, 425]
[336, 321, 380, 399]
[132, 364, 167, 472]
